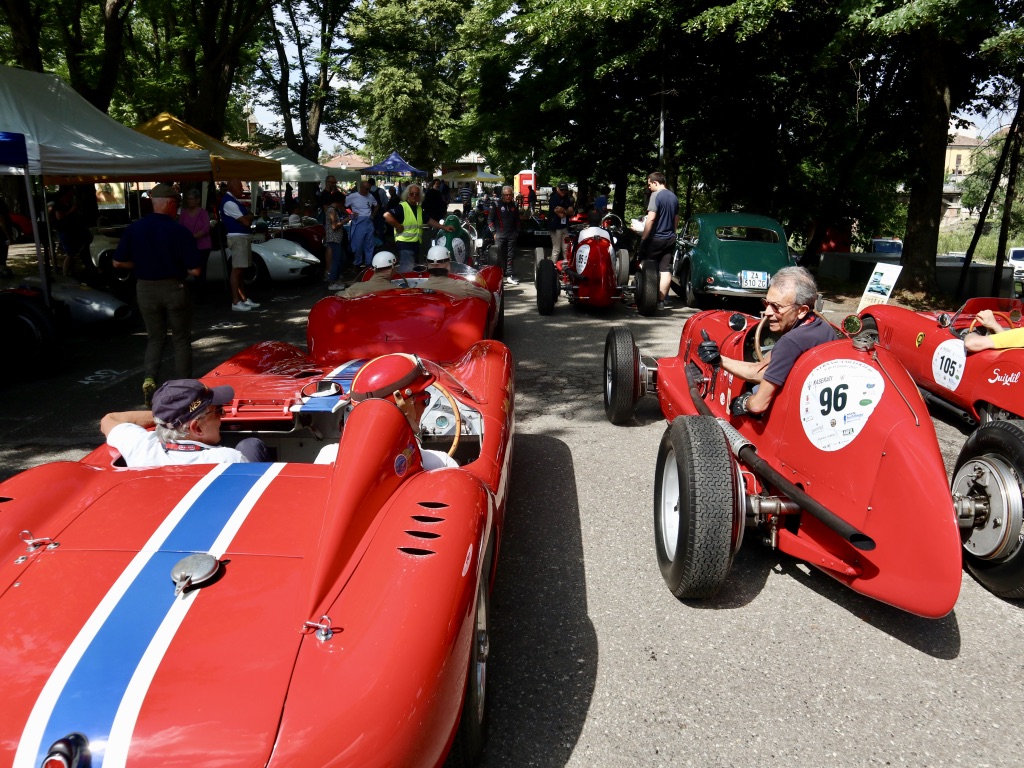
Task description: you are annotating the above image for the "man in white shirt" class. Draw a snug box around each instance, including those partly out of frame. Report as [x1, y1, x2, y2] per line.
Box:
[101, 379, 268, 466]
[348, 179, 378, 268]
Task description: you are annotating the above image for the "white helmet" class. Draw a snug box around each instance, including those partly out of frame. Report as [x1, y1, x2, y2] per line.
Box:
[426, 245, 451, 264]
[372, 251, 397, 269]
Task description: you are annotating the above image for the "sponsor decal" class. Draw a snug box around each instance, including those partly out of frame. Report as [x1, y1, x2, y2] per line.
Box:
[842, 428, 855, 436]
[859, 398, 873, 406]
[931, 339, 966, 391]
[987, 369, 1021, 386]
[395, 445, 415, 477]
[916, 332, 925, 348]
[843, 411, 865, 424]
[800, 359, 885, 452]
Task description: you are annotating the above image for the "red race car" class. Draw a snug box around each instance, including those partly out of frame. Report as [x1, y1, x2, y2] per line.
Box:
[859, 296, 1024, 425]
[324, 263, 506, 357]
[534, 214, 659, 317]
[0, 298, 515, 766]
[603, 309, 964, 617]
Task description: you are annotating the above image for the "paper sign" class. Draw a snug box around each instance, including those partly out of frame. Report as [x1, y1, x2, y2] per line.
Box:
[856, 262, 903, 312]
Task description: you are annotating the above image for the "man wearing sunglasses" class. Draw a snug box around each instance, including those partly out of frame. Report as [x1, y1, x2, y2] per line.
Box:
[101, 379, 268, 466]
[697, 266, 835, 416]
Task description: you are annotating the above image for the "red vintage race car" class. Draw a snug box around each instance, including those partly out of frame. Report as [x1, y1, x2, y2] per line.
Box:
[603, 309, 964, 617]
[534, 214, 659, 317]
[0, 302, 514, 766]
[859, 296, 1024, 425]
[322, 263, 505, 358]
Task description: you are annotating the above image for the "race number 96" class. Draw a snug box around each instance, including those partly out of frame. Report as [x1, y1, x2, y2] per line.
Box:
[800, 360, 885, 452]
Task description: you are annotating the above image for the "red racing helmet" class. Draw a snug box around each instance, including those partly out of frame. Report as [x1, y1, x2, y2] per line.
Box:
[349, 353, 435, 406]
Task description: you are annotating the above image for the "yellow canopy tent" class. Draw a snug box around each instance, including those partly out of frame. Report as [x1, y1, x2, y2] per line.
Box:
[135, 112, 281, 181]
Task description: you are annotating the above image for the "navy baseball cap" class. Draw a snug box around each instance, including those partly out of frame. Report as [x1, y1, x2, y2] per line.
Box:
[152, 379, 234, 425]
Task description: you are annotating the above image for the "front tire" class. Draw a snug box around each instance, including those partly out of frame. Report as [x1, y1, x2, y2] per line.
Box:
[682, 263, 700, 308]
[536, 257, 557, 315]
[636, 260, 659, 316]
[654, 416, 739, 598]
[604, 326, 639, 424]
[534, 246, 546, 279]
[446, 550, 492, 767]
[614, 248, 630, 287]
[953, 419, 1024, 597]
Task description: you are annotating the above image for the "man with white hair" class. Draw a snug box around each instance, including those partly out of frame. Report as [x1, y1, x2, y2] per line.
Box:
[384, 183, 453, 272]
[341, 251, 402, 298]
[697, 266, 835, 416]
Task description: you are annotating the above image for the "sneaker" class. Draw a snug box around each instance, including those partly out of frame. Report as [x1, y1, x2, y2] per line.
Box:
[232, 302, 252, 312]
[328, 281, 346, 291]
[504, 275, 520, 286]
[142, 377, 157, 407]
[242, 298, 261, 308]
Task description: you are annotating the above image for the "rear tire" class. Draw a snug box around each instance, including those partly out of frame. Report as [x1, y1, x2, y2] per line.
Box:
[636, 260, 659, 316]
[614, 248, 630, 287]
[682, 263, 701, 308]
[654, 416, 739, 598]
[953, 419, 1024, 597]
[604, 326, 640, 424]
[536, 257, 557, 315]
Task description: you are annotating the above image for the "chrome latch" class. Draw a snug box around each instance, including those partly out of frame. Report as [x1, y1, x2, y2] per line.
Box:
[20, 530, 58, 552]
[304, 614, 334, 642]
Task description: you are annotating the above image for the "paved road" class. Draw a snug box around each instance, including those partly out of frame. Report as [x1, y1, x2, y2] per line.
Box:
[2, 251, 1021, 767]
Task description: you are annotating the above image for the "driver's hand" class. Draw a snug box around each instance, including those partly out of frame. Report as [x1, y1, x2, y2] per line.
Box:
[697, 339, 721, 365]
[730, 393, 754, 417]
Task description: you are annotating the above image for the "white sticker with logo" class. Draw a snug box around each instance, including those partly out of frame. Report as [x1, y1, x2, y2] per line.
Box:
[931, 338, 966, 391]
[575, 243, 590, 274]
[800, 359, 885, 452]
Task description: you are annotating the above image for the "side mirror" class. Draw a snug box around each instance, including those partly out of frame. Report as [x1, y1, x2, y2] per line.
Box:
[728, 313, 747, 331]
[1011, 309, 1022, 324]
[937, 313, 951, 328]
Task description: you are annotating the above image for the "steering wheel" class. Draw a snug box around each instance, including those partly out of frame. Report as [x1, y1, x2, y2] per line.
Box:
[433, 384, 463, 457]
[969, 311, 1015, 334]
[601, 213, 623, 230]
[753, 315, 784, 362]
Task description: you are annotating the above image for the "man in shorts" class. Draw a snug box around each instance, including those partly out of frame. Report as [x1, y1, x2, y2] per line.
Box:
[638, 172, 679, 308]
[220, 179, 260, 312]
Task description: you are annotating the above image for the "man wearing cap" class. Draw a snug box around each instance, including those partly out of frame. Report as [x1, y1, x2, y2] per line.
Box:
[113, 183, 203, 406]
[101, 379, 269, 466]
[341, 251, 402, 298]
[548, 182, 575, 259]
[422, 246, 493, 301]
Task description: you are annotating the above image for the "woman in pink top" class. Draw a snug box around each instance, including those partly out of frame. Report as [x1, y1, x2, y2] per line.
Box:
[178, 188, 212, 301]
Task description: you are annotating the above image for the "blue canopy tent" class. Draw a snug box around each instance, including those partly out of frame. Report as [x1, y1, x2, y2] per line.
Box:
[361, 151, 426, 176]
[0, 131, 48, 304]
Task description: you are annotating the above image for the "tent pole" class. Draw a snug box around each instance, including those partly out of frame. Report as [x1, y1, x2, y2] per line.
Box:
[24, 174, 49, 308]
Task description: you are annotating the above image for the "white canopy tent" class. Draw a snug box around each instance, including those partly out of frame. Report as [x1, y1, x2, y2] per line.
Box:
[262, 146, 342, 183]
[0, 66, 211, 183]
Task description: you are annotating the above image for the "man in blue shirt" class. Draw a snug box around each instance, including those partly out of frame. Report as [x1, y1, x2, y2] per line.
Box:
[113, 183, 202, 405]
[639, 172, 679, 307]
[548, 182, 575, 258]
[697, 266, 835, 416]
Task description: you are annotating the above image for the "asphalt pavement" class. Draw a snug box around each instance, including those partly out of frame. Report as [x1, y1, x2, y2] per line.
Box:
[2, 249, 1021, 767]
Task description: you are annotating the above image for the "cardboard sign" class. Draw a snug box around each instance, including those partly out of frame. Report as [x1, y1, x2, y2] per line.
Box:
[857, 262, 903, 312]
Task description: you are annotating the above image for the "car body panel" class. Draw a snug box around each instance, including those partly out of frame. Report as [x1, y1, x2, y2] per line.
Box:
[545, 223, 632, 309]
[206, 235, 320, 282]
[653, 310, 962, 617]
[675, 212, 790, 300]
[861, 297, 1024, 422]
[1, 297, 514, 766]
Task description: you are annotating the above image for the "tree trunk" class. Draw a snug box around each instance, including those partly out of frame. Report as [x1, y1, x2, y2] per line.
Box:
[900, 28, 950, 294]
[992, 112, 1022, 295]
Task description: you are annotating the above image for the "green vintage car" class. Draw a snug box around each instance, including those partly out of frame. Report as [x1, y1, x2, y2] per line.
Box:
[673, 212, 791, 307]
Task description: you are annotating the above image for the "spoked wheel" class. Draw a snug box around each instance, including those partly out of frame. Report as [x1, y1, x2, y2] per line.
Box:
[536, 257, 558, 315]
[953, 419, 1024, 597]
[636, 260, 659, 316]
[604, 326, 640, 424]
[445, 550, 492, 767]
[614, 248, 630, 288]
[654, 416, 742, 599]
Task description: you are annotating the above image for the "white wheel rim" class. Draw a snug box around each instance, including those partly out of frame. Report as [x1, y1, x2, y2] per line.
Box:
[660, 447, 680, 561]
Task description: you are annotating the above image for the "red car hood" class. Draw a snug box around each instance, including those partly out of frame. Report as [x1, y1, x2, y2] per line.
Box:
[2, 462, 327, 768]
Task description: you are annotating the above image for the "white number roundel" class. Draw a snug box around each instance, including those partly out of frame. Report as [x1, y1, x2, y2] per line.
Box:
[931, 338, 966, 391]
[799, 359, 885, 452]
[575, 244, 590, 274]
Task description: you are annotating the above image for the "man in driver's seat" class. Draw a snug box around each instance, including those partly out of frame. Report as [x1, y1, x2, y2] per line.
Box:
[698, 266, 835, 416]
[340, 250, 400, 298]
[422, 245, 492, 301]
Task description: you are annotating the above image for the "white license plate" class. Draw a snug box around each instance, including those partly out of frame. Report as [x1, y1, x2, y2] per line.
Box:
[741, 270, 768, 289]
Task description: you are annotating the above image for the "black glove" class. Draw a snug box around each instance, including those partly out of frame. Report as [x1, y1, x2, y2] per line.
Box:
[730, 393, 753, 417]
[697, 339, 721, 365]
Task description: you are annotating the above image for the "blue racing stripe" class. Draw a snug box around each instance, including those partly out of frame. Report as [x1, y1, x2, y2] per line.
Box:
[34, 463, 272, 767]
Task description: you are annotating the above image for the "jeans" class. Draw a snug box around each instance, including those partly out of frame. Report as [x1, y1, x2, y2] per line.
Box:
[495, 234, 516, 276]
[349, 217, 374, 266]
[396, 242, 419, 272]
[327, 241, 343, 281]
[136, 278, 192, 381]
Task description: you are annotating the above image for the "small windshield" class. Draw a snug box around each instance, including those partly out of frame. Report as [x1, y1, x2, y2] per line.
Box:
[950, 297, 1024, 327]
